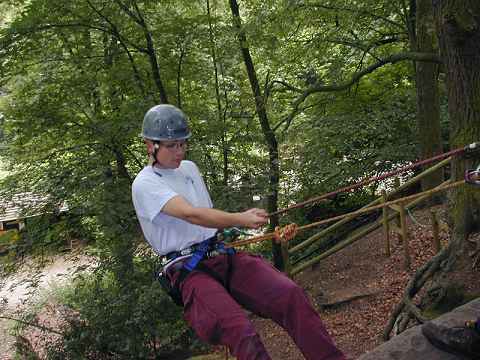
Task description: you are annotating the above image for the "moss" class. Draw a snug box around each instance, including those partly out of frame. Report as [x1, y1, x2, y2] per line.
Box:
[443, 2, 478, 33]
[422, 283, 480, 319]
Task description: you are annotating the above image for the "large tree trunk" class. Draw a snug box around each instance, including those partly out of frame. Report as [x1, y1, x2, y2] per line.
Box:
[206, 0, 230, 188]
[416, 0, 444, 191]
[433, 0, 480, 261]
[228, 0, 284, 270]
[113, 0, 169, 104]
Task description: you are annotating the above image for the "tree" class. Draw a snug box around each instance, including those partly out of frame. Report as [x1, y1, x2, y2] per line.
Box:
[415, 0, 444, 191]
[384, 0, 480, 338]
[433, 0, 480, 254]
[228, 0, 284, 269]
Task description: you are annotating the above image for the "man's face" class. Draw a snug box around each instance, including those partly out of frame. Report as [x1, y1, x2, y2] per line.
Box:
[146, 139, 188, 169]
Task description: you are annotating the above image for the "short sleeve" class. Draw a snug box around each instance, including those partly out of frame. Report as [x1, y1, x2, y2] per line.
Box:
[132, 176, 177, 222]
[183, 161, 213, 208]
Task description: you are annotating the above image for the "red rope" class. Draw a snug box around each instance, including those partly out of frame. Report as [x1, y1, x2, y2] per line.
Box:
[269, 146, 467, 217]
[228, 180, 465, 248]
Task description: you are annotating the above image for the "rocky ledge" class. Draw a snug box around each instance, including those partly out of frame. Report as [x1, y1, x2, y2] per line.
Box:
[358, 298, 480, 360]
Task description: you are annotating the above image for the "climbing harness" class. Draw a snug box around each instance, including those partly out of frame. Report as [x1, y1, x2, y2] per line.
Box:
[156, 230, 237, 306]
[217, 227, 250, 242]
[465, 164, 480, 186]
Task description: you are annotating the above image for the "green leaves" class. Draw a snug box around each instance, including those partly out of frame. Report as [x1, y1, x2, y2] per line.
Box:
[0, 0, 453, 355]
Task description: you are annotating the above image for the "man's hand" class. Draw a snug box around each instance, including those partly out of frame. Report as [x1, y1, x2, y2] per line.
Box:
[239, 208, 268, 229]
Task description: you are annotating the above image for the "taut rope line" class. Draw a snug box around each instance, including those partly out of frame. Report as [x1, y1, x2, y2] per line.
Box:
[268, 144, 476, 217]
[227, 180, 465, 248]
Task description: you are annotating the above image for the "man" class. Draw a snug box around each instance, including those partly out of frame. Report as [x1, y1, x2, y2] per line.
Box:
[132, 104, 346, 360]
[422, 318, 480, 358]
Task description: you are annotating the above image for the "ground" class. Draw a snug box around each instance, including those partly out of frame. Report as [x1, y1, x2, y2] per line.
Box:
[0, 251, 94, 359]
[1, 204, 479, 359]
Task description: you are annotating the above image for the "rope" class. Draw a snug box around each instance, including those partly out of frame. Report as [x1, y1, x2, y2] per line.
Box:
[268, 145, 469, 217]
[274, 223, 299, 243]
[226, 180, 465, 248]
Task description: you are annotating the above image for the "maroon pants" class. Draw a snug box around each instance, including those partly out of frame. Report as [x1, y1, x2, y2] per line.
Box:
[168, 252, 346, 360]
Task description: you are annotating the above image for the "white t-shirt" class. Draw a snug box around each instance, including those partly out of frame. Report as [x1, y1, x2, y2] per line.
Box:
[132, 160, 217, 256]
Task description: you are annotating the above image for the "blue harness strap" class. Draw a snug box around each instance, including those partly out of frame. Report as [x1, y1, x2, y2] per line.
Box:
[157, 233, 237, 306]
[183, 236, 235, 271]
[184, 237, 214, 271]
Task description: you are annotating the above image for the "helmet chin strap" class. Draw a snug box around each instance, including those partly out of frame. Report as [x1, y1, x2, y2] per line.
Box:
[151, 142, 160, 167]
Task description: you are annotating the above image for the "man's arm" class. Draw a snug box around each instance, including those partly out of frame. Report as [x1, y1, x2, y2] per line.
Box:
[162, 195, 268, 229]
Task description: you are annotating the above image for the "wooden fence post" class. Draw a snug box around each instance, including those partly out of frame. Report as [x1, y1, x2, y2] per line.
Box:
[399, 201, 410, 271]
[430, 209, 441, 254]
[291, 180, 453, 276]
[394, 177, 401, 230]
[382, 190, 391, 257]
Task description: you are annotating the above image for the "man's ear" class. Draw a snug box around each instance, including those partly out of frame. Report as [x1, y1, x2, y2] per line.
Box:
[145, 139, 154, 155]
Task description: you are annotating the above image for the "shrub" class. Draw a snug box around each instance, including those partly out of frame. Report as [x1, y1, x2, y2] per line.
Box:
[16, 261, 204, 359]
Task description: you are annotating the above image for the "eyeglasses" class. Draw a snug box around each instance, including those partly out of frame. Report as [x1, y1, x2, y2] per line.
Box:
[161, 140, 188, 151]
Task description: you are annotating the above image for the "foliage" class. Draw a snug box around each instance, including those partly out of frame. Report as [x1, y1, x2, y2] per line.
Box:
[0, 228, 19, 246]
[54, 272, 184, 358]
[11, 259, 202, 359]
[21, 214, 91, 254]
[0, 229, 20, 273]
[0, 0, 457, 357]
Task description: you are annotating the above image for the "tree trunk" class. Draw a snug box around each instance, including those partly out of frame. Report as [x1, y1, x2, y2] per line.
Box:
[416, 0, 444, 191]
[228, 0, 284, 270]
[433, 0, 480, 261]
[206, 0, 230, 187]
[113, 0, 169, 104]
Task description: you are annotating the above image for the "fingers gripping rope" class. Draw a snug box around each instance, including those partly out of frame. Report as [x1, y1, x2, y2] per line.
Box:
[274, 223, 299, 243]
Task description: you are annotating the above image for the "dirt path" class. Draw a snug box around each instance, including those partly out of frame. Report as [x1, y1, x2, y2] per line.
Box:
[0, 251, 93, 359]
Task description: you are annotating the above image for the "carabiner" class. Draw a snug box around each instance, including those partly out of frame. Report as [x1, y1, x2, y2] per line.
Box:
[465, 164, 480, 186]
[217, 227, 250, 242]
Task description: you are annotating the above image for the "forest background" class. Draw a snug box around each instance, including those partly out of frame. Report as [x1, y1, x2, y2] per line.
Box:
[0, 0, 479, 358]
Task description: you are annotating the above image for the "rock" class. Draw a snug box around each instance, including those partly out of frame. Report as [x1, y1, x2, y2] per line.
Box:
[358, 298, 480, 360]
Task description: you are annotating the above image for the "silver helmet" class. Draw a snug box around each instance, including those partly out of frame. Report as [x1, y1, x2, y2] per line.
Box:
[141, 104, 191, 141]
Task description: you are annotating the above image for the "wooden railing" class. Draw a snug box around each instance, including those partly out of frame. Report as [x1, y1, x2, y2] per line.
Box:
[287, 157, 453, 276]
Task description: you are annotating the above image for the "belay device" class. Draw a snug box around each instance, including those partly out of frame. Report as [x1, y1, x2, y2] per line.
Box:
[465, 164, 480, 186]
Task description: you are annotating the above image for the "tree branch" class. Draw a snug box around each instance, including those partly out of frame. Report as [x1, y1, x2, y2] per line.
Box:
[84, 0, 145, 53]
[112, 0, 143, 26]
[283, 51, 442, 131]
[269, 80, 303, 93]
[299, 3, 405, 29]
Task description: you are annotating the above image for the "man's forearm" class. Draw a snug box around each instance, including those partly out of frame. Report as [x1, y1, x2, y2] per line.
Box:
[184, 207, 244, 229]
[162, 195, 266, 229]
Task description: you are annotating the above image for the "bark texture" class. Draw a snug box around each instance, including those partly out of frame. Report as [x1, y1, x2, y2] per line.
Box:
[433, 0, 480, 261]
[228, 0, 284, 269]
[416, 0, 444, 191]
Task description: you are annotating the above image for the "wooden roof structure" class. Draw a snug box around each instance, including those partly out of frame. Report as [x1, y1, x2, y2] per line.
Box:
[0, 193, 59, 223]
